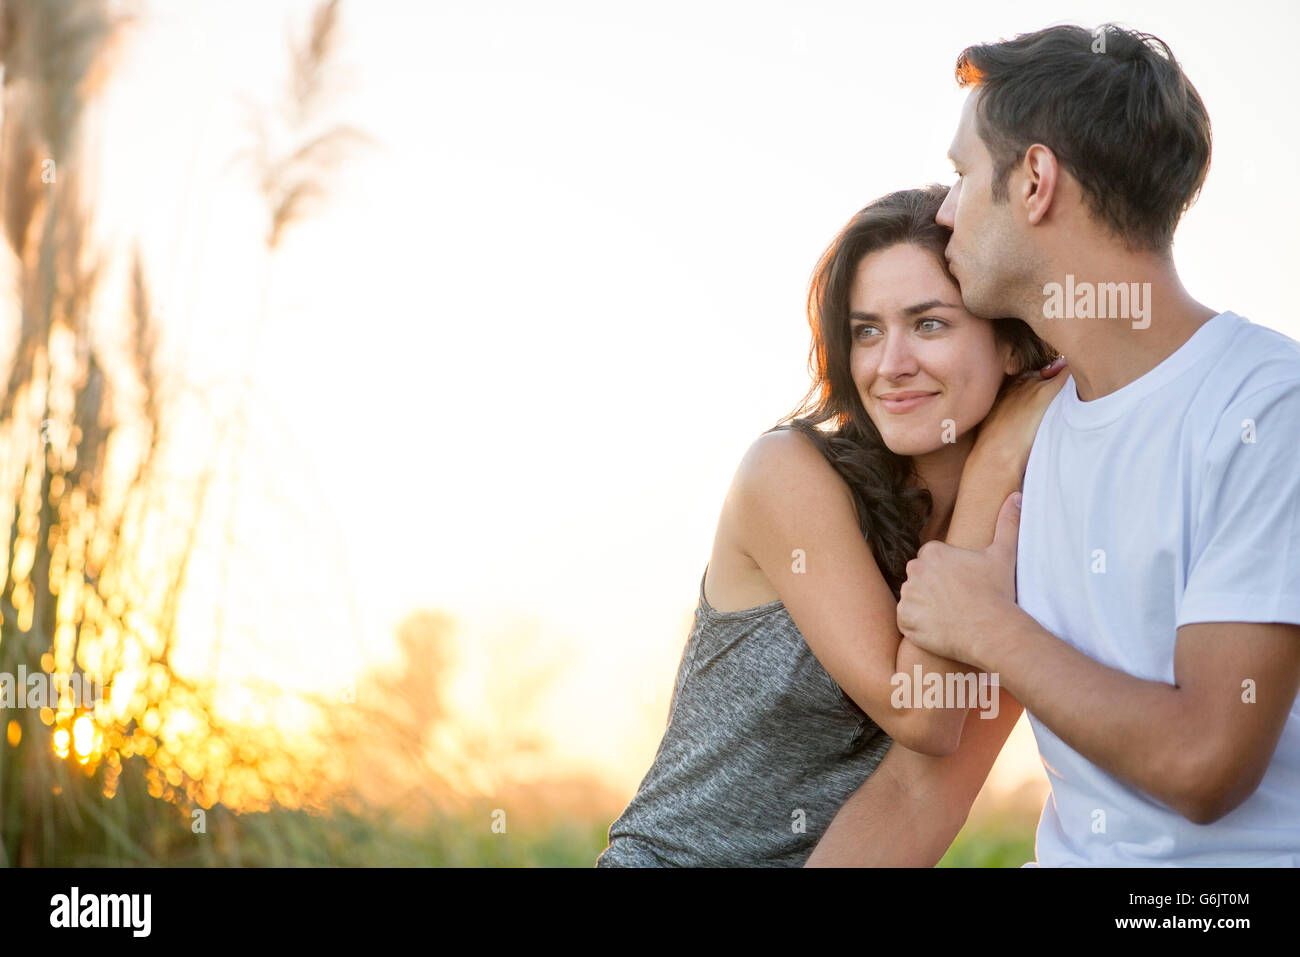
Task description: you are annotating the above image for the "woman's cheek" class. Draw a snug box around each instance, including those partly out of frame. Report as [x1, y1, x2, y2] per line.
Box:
[968, 374, 1004, 424]
[946, 377, 985, 431]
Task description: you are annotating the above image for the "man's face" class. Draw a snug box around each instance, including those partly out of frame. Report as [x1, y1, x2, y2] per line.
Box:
[936, 91, 1028, 319]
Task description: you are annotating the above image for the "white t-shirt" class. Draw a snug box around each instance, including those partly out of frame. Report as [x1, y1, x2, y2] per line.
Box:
[1017, 309, 1300, 866]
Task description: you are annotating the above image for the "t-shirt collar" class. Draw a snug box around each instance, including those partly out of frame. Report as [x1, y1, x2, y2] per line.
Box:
[1058, 311, 1242, 430]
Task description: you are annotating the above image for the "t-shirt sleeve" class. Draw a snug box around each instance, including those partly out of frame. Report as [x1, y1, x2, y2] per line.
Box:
[1178, 378, 1300, 628]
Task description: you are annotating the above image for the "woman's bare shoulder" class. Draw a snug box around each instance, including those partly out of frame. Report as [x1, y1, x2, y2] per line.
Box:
[731, 427, 855, 514]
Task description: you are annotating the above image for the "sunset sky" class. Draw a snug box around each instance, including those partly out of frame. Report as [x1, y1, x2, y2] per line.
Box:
[80, 0, 1300, 800]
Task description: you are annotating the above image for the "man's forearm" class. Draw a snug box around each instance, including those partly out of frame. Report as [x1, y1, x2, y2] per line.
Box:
[976, 608, 1193, 814]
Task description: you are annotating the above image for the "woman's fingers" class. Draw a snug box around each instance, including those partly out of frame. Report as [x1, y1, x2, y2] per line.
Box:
[1015, 355, 1067, 382]
[1039, 355, 1068, 379]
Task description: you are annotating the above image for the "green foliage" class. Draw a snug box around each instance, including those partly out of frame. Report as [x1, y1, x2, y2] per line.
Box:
[30, 771, 612, 868]
[937, 816, 1037, 868]
[15, 750, 1033, 867]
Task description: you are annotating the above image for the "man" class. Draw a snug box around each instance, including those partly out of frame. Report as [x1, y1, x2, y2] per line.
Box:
[808, 23, 1300, 866]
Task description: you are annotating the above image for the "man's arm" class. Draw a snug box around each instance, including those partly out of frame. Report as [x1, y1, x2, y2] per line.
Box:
[805, 692, 1024, 866]
[903, 377, 1300, 825]
[969, 612, 1300, 825]
[899, 496, 1300, 825]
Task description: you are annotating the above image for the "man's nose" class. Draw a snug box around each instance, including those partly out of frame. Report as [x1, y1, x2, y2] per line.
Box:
[936, 188, 956, 228]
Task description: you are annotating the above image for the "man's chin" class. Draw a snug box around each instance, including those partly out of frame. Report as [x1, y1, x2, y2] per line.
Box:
[957, 284, 1008, 321]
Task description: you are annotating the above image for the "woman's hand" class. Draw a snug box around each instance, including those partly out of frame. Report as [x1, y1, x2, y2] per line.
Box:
[970, 356, 1070, 475]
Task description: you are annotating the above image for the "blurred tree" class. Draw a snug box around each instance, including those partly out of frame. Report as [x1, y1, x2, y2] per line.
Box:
[0, 0, 366, 866]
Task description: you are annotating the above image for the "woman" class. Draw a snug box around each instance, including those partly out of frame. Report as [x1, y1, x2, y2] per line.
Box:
[596, 185, 1065, 867]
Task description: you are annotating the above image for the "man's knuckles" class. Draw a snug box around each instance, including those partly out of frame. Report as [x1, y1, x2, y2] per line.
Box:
[917, 540, 943, 560]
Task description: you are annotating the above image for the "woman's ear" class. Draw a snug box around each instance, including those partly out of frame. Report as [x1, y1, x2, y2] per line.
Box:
[1001, 341, 1021, 377]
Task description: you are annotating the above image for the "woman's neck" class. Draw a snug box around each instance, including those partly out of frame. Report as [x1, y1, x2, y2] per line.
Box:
[910, 434, 975, 544]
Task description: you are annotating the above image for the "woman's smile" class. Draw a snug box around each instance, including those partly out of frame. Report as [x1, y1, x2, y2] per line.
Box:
[877, 390, 940, 414]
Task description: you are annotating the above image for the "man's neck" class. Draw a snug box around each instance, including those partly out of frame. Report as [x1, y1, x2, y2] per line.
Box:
[1017, 251, 1219, 401]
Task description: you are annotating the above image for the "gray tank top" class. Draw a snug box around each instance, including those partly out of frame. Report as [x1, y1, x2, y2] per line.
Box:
[596, 565, 892, 867]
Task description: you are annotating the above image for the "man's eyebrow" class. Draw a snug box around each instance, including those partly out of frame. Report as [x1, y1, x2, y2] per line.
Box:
[849, 300, 960, 322]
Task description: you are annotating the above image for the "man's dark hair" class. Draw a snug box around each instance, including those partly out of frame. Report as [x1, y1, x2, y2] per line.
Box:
[956, 23, 1211, 251]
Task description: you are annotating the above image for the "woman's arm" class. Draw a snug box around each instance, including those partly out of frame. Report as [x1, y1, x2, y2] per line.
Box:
[893, 366, 1072, 702]
[729, 429, 975, 755]
[891, 440, 1034, 701]
[801, 369, 1071, 863]
[804, 691, 1024, 866]
[728, 369, 1068, 757]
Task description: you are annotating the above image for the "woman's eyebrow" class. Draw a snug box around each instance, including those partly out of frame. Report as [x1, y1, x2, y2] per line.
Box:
[849, 300, 959, 322]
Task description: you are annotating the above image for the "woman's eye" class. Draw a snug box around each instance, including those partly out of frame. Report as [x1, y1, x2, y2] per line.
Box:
[853, 325, 881, 340]
[917, 318, 946, 333]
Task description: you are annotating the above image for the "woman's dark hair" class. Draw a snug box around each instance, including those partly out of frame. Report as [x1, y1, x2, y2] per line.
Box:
[770, 184, 1056, 596]
[955, 23, 1211, 252]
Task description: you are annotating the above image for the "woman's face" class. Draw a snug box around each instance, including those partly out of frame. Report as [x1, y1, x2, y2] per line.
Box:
[848, 242, 1014, 457]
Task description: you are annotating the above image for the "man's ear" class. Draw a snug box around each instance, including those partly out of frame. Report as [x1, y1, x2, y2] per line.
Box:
[1020, 144, 1058, 227]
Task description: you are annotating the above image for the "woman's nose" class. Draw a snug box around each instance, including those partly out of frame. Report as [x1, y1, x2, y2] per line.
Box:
[876, 329, 919, 379]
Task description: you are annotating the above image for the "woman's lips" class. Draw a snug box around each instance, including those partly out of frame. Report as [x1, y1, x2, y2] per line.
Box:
[878, 392, 938, 413]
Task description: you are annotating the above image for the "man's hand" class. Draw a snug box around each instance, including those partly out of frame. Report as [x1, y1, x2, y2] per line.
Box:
[897, 491, 1025, 669]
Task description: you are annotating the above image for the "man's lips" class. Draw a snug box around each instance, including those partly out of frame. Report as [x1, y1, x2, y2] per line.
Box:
[877, 391, 939, 413]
